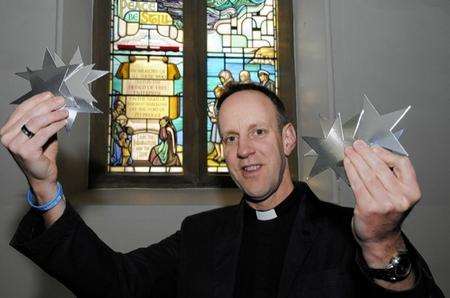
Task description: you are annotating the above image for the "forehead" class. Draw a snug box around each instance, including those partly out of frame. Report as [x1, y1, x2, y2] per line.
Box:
[218, 90, 278, 130]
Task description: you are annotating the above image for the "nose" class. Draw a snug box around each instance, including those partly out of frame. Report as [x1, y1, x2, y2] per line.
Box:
[237, 137, 255, 159]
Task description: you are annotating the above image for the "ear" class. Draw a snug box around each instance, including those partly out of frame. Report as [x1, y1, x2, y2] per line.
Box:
[281, 123, 297, 156]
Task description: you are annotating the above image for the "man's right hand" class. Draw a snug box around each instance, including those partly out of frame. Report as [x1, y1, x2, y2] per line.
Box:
[0, 92, 69, 226]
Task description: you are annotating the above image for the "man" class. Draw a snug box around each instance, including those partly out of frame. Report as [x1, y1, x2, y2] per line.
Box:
[258, 70, 276, 92]
[209, 70, 235, 163]
[239, 70, 252, 84]
[0, 84, 443, 297]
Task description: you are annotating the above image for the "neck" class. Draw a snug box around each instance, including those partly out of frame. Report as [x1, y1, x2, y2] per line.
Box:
[247, 169, 294, 211]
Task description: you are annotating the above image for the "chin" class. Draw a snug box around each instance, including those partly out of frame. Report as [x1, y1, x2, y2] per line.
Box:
[232, 178, 261, 197]
[230, 170, 274, 198]
[241, 183, 274, 201]
[244, 190, 267, 200]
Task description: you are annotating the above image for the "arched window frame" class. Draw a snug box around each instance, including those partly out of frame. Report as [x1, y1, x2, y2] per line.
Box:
[89, 0, 297, 188]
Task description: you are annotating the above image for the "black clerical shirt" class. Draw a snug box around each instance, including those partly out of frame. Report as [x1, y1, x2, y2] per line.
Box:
[234, 188, 300, 298]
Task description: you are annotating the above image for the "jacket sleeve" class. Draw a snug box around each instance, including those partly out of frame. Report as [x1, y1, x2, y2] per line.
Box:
[10, 203, 180, 298]
[354, 233, 444, 298]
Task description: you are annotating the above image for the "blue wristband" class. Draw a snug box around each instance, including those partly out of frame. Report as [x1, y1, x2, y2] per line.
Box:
[27, 182, 64, 212]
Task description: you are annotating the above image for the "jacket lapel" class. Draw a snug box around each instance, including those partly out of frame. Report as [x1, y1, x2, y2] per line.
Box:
[212, 201, 244, 298]
[277, 184, 323, 298]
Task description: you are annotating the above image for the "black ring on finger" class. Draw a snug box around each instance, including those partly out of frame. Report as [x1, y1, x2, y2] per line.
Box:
[21, 124, 35, 139]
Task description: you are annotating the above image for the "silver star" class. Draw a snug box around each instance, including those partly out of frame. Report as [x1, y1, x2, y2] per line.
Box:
[304, 114, 404, 157]
[302, 114, 351, 184]
[12, 47, 108, 131]
[354, 94, 410, 156]
[303, 112, 407, 183]
[305, 114, 360, 157]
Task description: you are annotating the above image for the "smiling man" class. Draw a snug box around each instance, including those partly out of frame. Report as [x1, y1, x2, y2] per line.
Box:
[1, 84, 444, 297]
[218, 85, 295, 208]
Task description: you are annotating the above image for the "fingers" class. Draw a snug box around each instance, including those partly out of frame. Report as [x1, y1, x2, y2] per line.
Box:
[1, 96, 66, 147]
[1, 94, 68, 172]
[344, 145, 389, 205]
[0, 92, 67, 184]
[343, 156, 372, 206]
[27, 109, 69, 133]
[9, 109, 69, 149]
[352, 140, 401, 196]
[373, 146, 421, 201]
[1, 92, 53, 134]
[346, 141, 422, 245]
[372, 146, 417, 184]
[27, 119, 67, 151]
[6, 119, 65, 180]
[347, 140, 421, 211]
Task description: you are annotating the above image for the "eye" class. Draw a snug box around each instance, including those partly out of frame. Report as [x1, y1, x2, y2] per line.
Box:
[224, 135, 237, 144]
[252, 128, 266, 137]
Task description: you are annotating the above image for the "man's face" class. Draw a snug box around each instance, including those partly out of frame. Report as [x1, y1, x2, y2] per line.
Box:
[218, 90, 290, 200]
[116, 102, 124, 112]
[259, 73, 268, 83]
[239, 72, 248, 82]
[118, 118, 127, 126]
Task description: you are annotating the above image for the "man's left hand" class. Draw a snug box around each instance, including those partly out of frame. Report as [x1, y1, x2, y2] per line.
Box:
[343, 140, 421, 271]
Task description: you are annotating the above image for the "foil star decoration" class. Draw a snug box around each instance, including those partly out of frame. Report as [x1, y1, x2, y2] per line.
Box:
[303, 114, 351, 184]
[303, 94, 410, 183]
[354, 94, 410, 156]
[12, 47, 108, 131]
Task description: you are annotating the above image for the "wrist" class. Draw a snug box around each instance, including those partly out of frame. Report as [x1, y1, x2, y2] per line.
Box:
[29, 180, 58, 204]
[26, 180, 66, 227]
[351, 216, 406, 268]
[360, 233, 406, 268]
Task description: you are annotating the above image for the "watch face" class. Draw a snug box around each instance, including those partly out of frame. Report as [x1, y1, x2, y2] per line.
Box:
[393, 253, 412, 278]
[369, 252, 412, 282]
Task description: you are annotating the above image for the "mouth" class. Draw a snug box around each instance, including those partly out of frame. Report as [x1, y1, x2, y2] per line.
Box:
[241, 164, 262, 177]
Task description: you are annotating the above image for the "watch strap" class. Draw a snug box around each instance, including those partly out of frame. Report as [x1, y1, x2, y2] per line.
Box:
[366, 251, 412, 282]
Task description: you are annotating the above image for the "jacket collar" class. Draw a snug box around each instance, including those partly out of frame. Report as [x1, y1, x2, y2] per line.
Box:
[212, 199, 244, 298]
[277, 182, 324, 298]
[212, 181, 323, 298]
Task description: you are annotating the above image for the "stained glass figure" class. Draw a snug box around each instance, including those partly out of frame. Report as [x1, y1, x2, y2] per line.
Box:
[206, 0, 279, 173]
[108, 0, 184, 173]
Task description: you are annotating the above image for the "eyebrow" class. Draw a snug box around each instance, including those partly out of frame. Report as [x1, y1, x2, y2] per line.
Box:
[221, 123, 269, 136]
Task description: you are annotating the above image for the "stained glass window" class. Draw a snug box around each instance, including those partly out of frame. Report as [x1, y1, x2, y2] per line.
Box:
[90, 0, 295, 188]
[108, 0, 184, 173]
[206, 0, 278, 173]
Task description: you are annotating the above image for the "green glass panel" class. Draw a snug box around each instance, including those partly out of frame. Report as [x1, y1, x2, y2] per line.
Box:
[231, 35, 248, 47]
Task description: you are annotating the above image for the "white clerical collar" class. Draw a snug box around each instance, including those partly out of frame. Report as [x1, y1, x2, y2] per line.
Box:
[255, 209, 277, 221]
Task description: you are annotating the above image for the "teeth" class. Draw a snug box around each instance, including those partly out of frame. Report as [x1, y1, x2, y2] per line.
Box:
[244, 165, 260, 172]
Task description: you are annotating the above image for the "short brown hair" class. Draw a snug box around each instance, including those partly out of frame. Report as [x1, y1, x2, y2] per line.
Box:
[217, 83, 289, 129]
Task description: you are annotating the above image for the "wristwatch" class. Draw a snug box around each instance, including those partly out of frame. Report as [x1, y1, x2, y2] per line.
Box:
[367, 251, 412, 282]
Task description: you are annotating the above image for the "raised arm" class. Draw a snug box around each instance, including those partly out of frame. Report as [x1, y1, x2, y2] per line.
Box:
[1, 92, 68, 226]
[2, 92, 181, 297]
[344, 140, 421, 290]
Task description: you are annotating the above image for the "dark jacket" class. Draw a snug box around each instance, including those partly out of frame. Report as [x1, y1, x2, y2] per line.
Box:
[11, 182, 443, 297]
